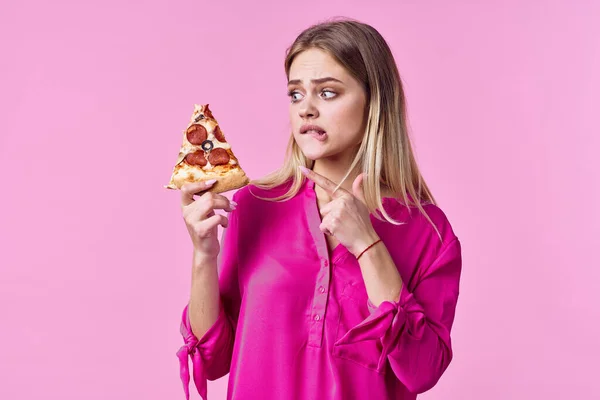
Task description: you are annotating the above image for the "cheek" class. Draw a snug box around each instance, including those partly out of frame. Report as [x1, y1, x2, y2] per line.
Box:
[290, 108, 301, 139]
[289, 106, 301, 127]
[289, 108, 296, 136]
[332, 99, 366, 137]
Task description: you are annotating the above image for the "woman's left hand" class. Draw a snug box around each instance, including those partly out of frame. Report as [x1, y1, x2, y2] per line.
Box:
[300, 167, 380, 257]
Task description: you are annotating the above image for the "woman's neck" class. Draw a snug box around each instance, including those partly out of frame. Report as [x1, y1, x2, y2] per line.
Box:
[312, 160, 358, 192]
[311, 158, 394, 201]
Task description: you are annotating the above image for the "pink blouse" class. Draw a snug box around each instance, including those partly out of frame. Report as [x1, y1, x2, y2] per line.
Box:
[177, 178, 462, 399]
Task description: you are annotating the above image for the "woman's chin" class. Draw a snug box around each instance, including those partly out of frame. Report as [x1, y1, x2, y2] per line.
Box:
[300, 144, 351, 163]
[300, 148, 330, 161]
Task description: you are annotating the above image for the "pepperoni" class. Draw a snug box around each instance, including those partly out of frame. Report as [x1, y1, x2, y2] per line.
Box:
[184, 151, 207, 166]
[208, 148, 231, 166]
[213, 126, 226, 142]
[203, 104, 215, 119]
[186, 125, 207, 145]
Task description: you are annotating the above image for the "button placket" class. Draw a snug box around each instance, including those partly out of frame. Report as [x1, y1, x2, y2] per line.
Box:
[305, 179, 333, 348]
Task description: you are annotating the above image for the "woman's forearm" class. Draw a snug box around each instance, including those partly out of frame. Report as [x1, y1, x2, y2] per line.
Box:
[357, 241, 403, 307]
[187, 252, 221, 339]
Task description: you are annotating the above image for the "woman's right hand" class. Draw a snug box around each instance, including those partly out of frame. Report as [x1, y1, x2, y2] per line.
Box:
[180, 180, 237, 261]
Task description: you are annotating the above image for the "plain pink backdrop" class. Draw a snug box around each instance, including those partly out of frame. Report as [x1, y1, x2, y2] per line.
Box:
[1, 1, 599, 399]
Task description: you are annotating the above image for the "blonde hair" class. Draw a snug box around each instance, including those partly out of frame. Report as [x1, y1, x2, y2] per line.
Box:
[250, 18, 439, 235]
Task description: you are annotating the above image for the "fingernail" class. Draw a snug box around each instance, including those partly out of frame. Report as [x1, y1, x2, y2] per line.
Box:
[230, 201, 238, 206]
[205, 179, 217, 186]
[299, 166, 309, 175]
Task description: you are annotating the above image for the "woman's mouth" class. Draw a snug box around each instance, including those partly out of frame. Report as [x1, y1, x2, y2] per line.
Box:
[306, 130, 328, 141]
[300, 125, 328, 141]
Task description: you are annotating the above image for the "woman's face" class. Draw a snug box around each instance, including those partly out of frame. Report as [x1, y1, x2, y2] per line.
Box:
[288, 48, 368, 162]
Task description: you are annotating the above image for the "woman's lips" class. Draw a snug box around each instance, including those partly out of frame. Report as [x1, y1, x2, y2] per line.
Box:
[300, 124, 327, 141]
[305, 130, 328, 141]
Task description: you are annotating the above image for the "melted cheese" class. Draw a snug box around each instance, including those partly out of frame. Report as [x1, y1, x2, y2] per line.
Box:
[207, 134, 231, 150]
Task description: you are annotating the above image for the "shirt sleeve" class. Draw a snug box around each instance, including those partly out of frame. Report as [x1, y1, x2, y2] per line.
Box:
[333, 237, 462, 394]
[176, 192, 242, 400]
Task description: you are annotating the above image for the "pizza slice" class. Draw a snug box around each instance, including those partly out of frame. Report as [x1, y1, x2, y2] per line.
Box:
[164, 104, 250, 194]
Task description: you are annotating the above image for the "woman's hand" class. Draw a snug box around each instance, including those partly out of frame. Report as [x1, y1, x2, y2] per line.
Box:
[300, 167, 379, 257]
[180, 180, 236, 261]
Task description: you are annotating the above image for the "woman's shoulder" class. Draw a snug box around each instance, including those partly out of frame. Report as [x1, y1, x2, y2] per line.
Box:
[378, 198, 461, 272]
[382, 197, 459, 246]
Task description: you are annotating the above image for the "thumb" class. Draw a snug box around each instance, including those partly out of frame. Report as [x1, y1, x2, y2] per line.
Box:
[352, 173, 366, 204]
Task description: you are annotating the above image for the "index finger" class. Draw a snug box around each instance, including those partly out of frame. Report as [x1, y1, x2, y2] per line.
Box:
[180, 179, 217, 207]
[299, 166, 347, 198]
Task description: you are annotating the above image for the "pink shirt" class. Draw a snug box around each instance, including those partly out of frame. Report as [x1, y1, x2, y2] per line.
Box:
[177, 178, 462, 399]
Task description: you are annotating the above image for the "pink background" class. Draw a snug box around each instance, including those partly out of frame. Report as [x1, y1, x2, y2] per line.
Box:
[1, 0, 598, 399]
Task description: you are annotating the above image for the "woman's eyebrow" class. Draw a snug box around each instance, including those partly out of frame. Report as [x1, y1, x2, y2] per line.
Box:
[287, 77, 344, 86]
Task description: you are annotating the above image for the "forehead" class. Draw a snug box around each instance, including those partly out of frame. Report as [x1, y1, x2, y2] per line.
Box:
[288, 48, 347, 81]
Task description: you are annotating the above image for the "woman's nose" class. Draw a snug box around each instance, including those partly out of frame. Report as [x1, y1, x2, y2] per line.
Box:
[299, 98, 319, 119]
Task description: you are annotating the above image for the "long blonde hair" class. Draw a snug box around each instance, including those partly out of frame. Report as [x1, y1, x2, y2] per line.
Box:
[250, 18, 439, 233]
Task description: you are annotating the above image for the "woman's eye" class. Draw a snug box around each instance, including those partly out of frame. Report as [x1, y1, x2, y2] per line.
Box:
[288, 91, 303, 103]
[321, 90, 337, 99]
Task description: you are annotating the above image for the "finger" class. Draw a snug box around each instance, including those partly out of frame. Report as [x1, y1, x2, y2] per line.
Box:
[185, 206, 215, 225]
[193, 214, 229, 238]
[319, 214, 338, 236]
[204, 214, 230, 230]
[196, 193, 236, 216]
[318, 198, 343, 218]
[319, 222, 333, 236]
[351, 173, 366, 204]
[320, 223, 334, 236]
[183, 193, 235, 221]
[299, 166, 348, 198]
[318, 201, 334, 218]
[181, 179, 217, 207]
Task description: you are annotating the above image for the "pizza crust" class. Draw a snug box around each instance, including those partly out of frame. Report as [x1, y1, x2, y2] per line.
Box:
[208, 166, 250, 194]
[164, 163, 250, 194]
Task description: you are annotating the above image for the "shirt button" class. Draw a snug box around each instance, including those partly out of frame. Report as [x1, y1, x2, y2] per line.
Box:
[323, 259, 329, 267]
[314, 314, 321, 321]
[318, 286, 326, 294]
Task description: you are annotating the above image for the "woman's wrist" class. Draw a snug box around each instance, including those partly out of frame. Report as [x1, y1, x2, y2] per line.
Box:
[192, 250, 218, 271]
[356, 238, 383, 260]
[352, 232, 381, 259]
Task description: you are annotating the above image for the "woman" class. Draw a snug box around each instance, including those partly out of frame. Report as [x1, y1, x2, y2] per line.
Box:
[177, 19, 462, 400]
